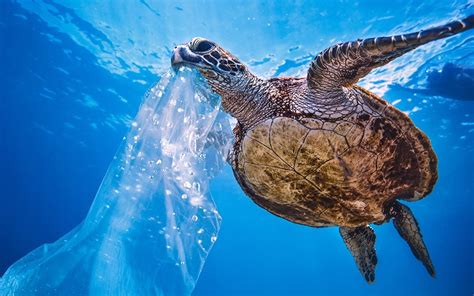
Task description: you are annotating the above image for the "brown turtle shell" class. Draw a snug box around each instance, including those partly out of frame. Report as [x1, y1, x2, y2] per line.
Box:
[231, 87, 437, 228]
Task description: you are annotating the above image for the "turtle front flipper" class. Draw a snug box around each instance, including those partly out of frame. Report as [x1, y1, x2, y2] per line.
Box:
[390, 201, 435, 277]
[307, 15, 474, 93]
[340, 225, 378, 283]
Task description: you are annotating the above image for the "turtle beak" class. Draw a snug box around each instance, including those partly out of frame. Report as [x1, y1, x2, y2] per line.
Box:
[171, 45, 203, 67]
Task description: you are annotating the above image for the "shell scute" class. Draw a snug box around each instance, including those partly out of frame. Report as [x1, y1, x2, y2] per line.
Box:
[294, 130, 334, 175]
[242, 136, 289, 170]
[269, 118, 310, 165]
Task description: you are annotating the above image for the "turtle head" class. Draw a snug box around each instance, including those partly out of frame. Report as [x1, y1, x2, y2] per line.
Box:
[171, 37, 253, 95]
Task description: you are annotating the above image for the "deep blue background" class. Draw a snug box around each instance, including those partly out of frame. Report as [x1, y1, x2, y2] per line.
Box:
[1, 1, 473, 295]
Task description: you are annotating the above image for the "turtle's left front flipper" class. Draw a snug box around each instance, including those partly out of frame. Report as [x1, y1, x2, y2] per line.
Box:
[390, 201, 435, 277]
[307, 15, 474, 93]
[340, 225, 378, 283]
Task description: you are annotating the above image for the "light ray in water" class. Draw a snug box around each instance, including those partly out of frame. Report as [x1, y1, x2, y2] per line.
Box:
[0, 68, 233, 295]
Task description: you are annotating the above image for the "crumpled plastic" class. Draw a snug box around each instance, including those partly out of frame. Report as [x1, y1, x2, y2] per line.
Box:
[0, 67, 233, 296]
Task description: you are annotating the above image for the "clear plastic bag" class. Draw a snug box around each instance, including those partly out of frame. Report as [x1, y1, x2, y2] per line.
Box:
[0, 68, 232, 295]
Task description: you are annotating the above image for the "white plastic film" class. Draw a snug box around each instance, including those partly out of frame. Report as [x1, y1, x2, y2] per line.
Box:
[0, 68, 232, 295]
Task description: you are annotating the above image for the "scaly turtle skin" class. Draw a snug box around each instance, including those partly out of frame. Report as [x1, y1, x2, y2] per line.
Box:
[171, 16, 474, 283]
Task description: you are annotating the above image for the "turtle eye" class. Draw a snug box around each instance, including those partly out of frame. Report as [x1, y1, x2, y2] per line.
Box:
[190, 39, 214, 52]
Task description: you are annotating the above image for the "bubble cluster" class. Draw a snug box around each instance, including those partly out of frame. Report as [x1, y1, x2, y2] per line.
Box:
[0, 68, 233, 295]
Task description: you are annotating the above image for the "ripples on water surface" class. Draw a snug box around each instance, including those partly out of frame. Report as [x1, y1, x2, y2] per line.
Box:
[0, 0, 473, 295]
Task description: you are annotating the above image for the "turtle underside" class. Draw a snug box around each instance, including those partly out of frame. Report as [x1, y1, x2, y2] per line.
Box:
[232, 94, 437, 228]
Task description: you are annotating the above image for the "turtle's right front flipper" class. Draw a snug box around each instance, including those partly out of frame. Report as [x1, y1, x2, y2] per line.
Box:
[307, 15, 474, 93]
[340, 225, 377, 283]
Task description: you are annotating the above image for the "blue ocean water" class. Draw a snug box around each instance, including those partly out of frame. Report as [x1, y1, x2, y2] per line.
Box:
[1, 0, 473, 295]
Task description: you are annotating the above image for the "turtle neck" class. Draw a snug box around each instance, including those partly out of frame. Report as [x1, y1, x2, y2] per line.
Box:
[213, 72, 278, 130]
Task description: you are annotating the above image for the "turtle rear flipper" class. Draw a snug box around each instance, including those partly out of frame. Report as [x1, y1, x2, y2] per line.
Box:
[340, 225, 378, 283]
[390, 201, 436, 277]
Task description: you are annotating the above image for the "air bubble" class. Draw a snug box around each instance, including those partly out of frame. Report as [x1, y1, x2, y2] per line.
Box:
[1, 68, 233, 295]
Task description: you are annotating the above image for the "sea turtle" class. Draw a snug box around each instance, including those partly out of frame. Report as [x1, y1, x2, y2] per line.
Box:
[171, 15, 474, 283]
